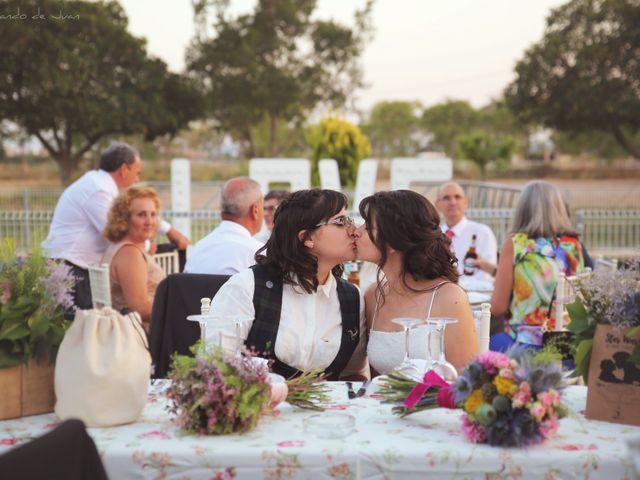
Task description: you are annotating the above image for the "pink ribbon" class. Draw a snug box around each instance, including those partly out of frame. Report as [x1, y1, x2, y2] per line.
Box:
[403, 369, 448, 409]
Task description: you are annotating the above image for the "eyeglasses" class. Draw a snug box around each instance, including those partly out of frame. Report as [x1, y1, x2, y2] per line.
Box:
[264, 206, 277, 213]
[315, 215, 355, 229]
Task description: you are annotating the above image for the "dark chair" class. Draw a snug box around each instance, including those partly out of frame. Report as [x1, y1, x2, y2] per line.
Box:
[0, 419, 108, 480]
[149, 273, 231, 378]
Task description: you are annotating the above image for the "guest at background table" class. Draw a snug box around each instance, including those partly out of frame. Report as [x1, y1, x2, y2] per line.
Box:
[208, 189, 369, 381]
[435, 182, 497, 283]
[185, 177, 264, 274]
[254, 189, 290, 243]
[355, 190, 478, 376]
[42, 142, 188, 313]
[102, 187, 166, 330]
[489, 180, 587, 351]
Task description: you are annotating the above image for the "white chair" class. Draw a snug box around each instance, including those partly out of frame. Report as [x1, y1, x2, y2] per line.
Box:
[248, 158, 310, 194]
[595, 255, 618, 271]
[474, 302, 491, 353]
[389, 157, 453, 191]
[554, 268, 593, 332]
[353, 159, 378, 211]
[318, 159, 341, 191]
[88, 263, 111, 309]
[153, 251, 180, 276]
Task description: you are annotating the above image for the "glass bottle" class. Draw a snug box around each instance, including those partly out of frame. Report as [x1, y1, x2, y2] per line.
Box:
[463, 234, 478, 276]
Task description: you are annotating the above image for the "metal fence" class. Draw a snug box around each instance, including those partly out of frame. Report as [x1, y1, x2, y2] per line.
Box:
[2, 208, 638, 258]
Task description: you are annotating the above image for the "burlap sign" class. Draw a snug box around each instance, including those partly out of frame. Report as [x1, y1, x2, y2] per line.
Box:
[586, 324, 640, 426]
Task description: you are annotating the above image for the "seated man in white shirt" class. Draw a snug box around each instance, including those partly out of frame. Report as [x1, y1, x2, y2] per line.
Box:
[42, 142, 188, 312]
[435, 182, 497, 284]
[184, 177, 264, 275]
[208, 189, 369, 381]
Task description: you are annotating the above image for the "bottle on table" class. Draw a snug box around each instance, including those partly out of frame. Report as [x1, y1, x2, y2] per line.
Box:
[347, 261, 360, 286]
[463, 234, 478, 276]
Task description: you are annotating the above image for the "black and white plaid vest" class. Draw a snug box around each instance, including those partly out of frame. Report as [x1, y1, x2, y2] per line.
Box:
[246, 264, 360, 380]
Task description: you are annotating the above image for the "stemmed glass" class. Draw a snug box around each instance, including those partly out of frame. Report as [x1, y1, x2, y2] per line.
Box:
[186, 314, 243, 355]
[391, 317, 424, 379]
[424, 317, 458, 382]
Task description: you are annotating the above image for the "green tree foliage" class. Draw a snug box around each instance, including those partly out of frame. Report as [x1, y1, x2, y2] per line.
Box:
[421, 100, 480, 157]
[306, 116, 371, 187]
[505, 0, 640, 160]
[188, 0, 374, 158]
[361, 101, 422, 158]
[457, 131, 516, 178]
[0, 0, 203, 185]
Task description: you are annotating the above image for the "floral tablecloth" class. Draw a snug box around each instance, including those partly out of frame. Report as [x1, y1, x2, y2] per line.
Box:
[1, 383, 639, 479]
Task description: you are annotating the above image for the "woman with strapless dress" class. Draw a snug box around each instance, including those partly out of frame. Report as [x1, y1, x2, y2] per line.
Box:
[355, 190, 478, 376]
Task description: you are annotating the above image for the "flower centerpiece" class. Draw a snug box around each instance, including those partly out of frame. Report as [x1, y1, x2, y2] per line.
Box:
[379, 347, 569, 447]
[166, 345, 273, 435]
[0, 242, 75, 368]
[0, 241, 76, 419]
[567, 266, 640, 426]
[567, 267, 640, 383]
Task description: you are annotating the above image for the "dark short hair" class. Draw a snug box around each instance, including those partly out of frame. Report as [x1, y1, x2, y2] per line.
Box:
[264, 189, 290, 203]
[99, 142, 139, 172]
[256, 189, 348, 293]
[359, 190, 458, 298]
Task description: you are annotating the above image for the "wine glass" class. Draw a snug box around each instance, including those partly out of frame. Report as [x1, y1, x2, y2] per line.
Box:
[424, 317, 458, 382]
[390, 317, 424, 379]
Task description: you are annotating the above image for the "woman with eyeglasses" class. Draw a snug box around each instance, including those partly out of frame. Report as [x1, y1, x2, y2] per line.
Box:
[354, 190, 478, 376]
[208, 189, 369, 381]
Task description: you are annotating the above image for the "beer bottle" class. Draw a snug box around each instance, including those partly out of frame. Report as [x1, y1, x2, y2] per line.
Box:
[347, 261, 360, 286]
[463, 234, 478, 276]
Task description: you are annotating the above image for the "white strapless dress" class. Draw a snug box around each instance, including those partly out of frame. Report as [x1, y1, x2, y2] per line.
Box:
[367, 326, 441, 375]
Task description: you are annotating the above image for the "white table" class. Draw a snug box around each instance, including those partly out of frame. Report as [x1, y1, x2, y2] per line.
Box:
[1, 384, 639, 479]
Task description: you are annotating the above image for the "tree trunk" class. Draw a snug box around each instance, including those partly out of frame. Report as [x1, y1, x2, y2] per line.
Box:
[56, 152, 77, 186]
[611, 125, 640, 160]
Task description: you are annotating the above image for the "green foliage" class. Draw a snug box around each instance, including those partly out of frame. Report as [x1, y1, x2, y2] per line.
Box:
[0, 0, 203, 185]
[421, 100, 480, 157]
[0, 242, 73, 368]
[306, 116, 371, 187]
[506, 0, 640, 160]
[361, 101, 421, 158]
[188, 0, 374, 157]
[456, 131, 516, 177]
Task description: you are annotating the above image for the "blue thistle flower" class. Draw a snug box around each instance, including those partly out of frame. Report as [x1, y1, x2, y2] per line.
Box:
[485, 408, 541, 447]
[515, 356, 566, 395]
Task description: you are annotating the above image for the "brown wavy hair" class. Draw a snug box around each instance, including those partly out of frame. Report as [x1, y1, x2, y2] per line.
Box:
[359, 190, 458, 295]
[103, 187, 160, 242]
[256, 189, 348, 293]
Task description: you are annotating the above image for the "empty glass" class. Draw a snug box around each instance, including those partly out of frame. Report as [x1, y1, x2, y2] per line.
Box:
[391, 317, 424, 378]
[424, 317, 458, 382]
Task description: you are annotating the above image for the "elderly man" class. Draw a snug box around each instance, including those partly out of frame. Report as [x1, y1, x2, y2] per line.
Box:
[435, 182, 497, 283]
[42, 142, 189, 310]
[184, 177, 264, 274]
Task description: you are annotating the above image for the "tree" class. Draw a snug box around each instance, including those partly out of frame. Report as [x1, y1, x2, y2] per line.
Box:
[457, 131, 516, 178]
[306, 116, 371, 187]
[505, 0, 640, 160]
[421, 100, 479, 157]
[0, 0, 203, 184]
[188, 0, 374, 157]
[361, 101, 422, 158]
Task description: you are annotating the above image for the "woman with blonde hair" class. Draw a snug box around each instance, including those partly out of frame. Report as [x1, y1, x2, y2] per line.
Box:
[102, 187, 165, 329]
[490, 180, 586, 350]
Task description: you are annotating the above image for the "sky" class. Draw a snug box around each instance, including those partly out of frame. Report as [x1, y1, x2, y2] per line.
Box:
[119, 1, 565, 111]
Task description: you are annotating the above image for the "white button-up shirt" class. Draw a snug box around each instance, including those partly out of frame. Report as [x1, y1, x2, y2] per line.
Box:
[207, 268, 369, 378]
[42, 170, 170, 269]
[442, 216, 498, 283]
[184, 220, 263, 275]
